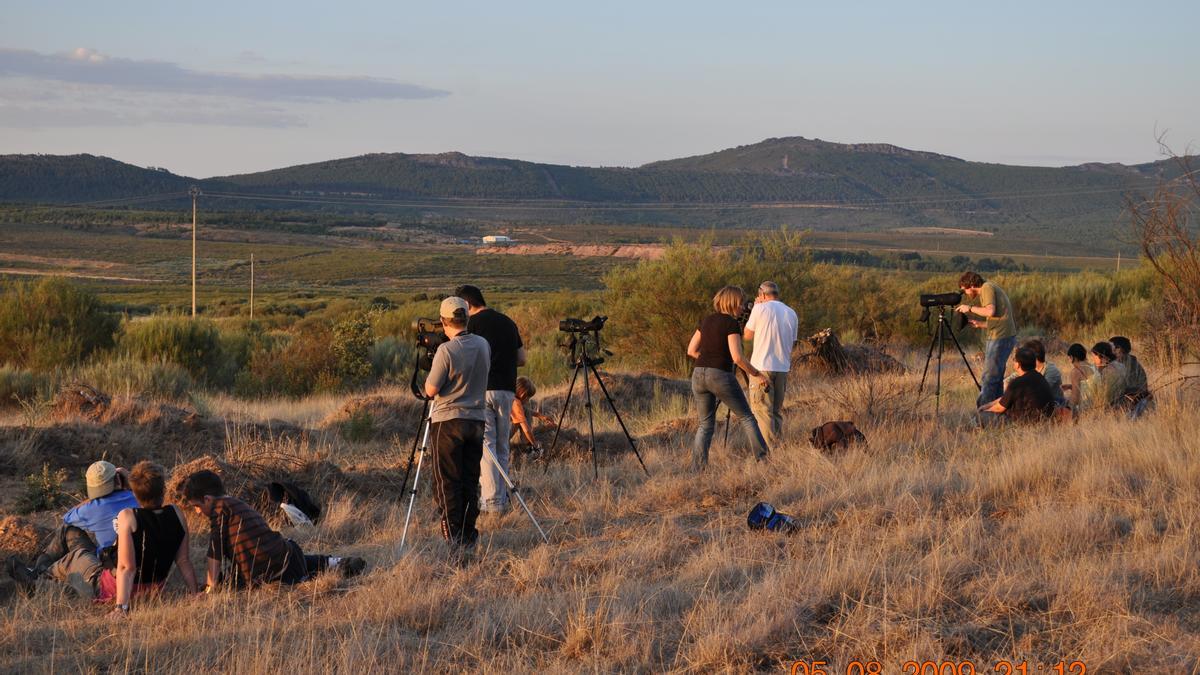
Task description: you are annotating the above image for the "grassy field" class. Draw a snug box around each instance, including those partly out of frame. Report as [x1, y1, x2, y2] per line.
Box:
[2, 350, 1199, 672]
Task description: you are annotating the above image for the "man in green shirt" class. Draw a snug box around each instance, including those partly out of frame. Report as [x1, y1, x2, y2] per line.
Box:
[955, 271, 1018, 407]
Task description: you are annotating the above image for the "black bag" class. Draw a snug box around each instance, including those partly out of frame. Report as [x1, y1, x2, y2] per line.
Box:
[264, 481, 322, 523]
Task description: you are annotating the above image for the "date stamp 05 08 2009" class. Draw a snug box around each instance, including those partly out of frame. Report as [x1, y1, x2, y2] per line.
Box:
[789, 661, 1087, 675]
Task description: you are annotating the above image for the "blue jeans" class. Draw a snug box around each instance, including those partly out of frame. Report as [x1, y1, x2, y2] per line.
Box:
[691, 367, 769, 469]
[978, 336, 1017, 407]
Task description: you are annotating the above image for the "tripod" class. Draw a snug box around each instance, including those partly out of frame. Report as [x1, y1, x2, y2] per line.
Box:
[547, 332, 649, 479]
[399, 358, 548, 553]
[918, 305, 981, 414]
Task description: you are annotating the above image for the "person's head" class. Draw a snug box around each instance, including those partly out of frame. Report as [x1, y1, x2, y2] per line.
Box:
[1110, 335, 1132, 358]
[182, 469, 225, 517]
[129, 460, 166, 508]
[85, 460, 121, 500]
[1091, 341, 1116, 366]
[1022, 338, 1047, 364]
[713, 286, 746, 317]
[515, 376, 536, 402]
[1013, 346, 1037, 375]
[756, 281, 780, 303]
[958, 271, 985, 299]
[439, 296, 470, 336]
[1067, 343, 1088, 363]
[454, 284, 486, 311]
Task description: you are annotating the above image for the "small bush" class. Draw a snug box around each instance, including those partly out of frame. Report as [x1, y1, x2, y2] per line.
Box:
[0, 277, 118, 370]
[18, 464, 74, 514]
[119, 315, 224, 384]
[332, 312, 374, 387]
[0, 365, 50, 410]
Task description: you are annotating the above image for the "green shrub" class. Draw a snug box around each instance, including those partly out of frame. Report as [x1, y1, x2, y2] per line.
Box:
[18, 464, 74, 514]
[0, 365, 50, 410]
[74, 356, 196, 402]
[119, 315, 224, 384]
[332, 312, 373, 386]
[236, 324, 339, 397]
[0, 277, 118, 370]
[371, 336, 412, 381]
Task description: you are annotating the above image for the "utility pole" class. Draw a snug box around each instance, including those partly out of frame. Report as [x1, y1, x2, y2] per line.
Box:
[189, 186, 201, 317]
[1116, 250, 1121, 272]
[249, 253, 255, 320]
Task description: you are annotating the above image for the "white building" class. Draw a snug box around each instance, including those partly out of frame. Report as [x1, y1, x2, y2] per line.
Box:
[482, 235, 513, 245]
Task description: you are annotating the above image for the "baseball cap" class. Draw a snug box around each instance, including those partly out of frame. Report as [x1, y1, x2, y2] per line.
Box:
[86, 461, 117, 499]
[440, 296, 469, 320]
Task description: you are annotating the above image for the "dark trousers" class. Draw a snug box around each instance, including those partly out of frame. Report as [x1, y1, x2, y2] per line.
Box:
[34, 524, 99, 574]
[280, 539, 330, 584]
[431, 418, 485, 547]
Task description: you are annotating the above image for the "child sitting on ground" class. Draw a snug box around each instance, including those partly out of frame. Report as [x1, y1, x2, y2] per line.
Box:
[510, 376, 557, 459]
[181, 470, 365, 589]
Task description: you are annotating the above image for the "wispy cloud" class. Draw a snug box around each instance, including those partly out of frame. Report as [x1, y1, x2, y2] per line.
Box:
[0, 47, 450, 101]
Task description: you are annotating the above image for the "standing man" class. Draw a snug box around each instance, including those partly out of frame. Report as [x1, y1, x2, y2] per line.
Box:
[743, 281, 798, 446]
[455, 285, 525, 515]
[955, 271, 1017, 407]
[424, 296, 491, 548]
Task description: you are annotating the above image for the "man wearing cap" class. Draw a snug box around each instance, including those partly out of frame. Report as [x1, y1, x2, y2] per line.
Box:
[455, 284, 526, 514]
[423, 296, 491, 549]
[6, 460, 138, 596]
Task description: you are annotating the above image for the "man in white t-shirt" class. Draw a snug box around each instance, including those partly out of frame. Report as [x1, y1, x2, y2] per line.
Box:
[743, 281, 798, 446]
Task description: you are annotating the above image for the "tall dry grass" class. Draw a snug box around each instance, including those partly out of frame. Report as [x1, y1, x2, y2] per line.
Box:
[2, 359, 1200, 672]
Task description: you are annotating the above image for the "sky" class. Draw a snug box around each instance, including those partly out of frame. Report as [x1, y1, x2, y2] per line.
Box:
[1, 1, 1197, 177]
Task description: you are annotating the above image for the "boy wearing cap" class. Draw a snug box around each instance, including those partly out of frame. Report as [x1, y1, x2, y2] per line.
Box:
[423, 296, 491, 548]
[6, 460, 138, 597]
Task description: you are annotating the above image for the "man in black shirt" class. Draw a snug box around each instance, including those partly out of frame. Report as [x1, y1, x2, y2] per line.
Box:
[456, 284, 526, 514]
[978, 347, 1056, 426]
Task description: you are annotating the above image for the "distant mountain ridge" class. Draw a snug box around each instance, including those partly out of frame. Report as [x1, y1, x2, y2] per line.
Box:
[0, 138, 1183, 232]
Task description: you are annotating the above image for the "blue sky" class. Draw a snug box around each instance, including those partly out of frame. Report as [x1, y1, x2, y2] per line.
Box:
[1, 1, 1196, 177]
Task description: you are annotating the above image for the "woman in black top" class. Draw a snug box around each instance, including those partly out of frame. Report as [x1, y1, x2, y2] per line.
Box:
[109, 461, 198, 617]
[686, 286, 771, 469]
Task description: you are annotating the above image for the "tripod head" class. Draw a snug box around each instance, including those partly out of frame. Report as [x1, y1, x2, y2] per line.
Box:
[558, 315, 612, 367]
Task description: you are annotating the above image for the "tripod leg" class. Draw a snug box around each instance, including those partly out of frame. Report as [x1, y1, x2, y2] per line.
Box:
[480, 443, 549, 543]
[583, 365, 599, 479]
[399, 415, 433, 554]
[935, 318, 946, 416]
[946, 324, 981, 390]
[589, 363, 650, 477]
[548, 363, 583, 458]
[400, 399, 430, 494]
[919, 328, 940, 394]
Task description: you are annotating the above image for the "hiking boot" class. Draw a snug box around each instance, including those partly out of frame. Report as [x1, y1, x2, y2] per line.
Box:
[339, 557, 367, 578]
[5, 556, 38, 591]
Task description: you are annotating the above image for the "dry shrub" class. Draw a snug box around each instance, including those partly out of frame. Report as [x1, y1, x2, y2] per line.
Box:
[0, 515, 48, 559]
[794, 328, 905, 375]
[825, 372, 923, 425]
[319, 393, 423, 442]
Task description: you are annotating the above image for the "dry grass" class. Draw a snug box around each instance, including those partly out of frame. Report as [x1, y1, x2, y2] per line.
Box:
[3, 361, 1200, 672]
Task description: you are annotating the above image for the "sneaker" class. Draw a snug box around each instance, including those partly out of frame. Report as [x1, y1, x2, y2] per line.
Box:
[340, 557, 367, 578]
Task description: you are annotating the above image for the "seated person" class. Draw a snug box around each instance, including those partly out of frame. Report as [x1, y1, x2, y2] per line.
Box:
[979, 347, 1057, 425]
[1081, 341, 1128, 412]
[182, 470, 365, 589]
[509, 376, 556, 457]
[1061, 343, 1097, 410]
[6, 460, 139, 597]
[1003, 338, 1066, 407]
[1110, 335, 1153, 415]
[106, 461, 200, 617]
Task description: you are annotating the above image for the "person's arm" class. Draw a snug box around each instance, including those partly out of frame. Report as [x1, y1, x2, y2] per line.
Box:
[728, 333, 769, 387]
[686, 330, 702, 360]
[516, 346, 527, 368]
[742, 304, 760, 341]
[172, 506, 199, 594]
[423, 347, 450, 399]
[205, 557, 221, 590]
[110, 509, 136, 613]
[981, 399, 1007, 414]
[517, 419, 537, 446]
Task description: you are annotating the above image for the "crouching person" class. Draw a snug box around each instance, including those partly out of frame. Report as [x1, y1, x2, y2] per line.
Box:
[182, 470, 365, 589]
[6, 460, 138, 598]
[107, 461, 199, 617]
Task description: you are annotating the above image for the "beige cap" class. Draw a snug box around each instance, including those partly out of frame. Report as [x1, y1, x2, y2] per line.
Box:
[85, 460, 117, 500]
[440, 296, 469, 320]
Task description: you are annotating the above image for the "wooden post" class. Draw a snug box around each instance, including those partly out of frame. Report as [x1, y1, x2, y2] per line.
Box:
[250, 253, 255, 319]
[189, 186, 201, 317]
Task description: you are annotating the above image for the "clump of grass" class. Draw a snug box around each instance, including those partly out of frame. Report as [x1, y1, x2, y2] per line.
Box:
[17, 464, 74, 514]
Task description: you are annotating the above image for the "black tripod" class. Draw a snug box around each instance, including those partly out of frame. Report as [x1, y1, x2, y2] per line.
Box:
[547, 329, 649, 479]
[399, 350, 547, 553]
[918, 305, 981, 414]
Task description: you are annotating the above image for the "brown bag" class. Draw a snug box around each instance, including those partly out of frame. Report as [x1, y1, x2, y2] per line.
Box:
[809, 421, 866, 451]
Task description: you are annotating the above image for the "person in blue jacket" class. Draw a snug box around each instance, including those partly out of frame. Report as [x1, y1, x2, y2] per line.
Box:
[6, 460, 139, 597]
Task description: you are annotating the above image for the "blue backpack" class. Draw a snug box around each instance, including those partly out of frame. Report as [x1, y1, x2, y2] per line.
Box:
[746, 502, 798, 534]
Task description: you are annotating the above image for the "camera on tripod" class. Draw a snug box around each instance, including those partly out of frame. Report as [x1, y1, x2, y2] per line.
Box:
[916, 290, 980, 412]
[557, 315, 609, 366]
[409, 318, 448, 398]
[918, 291, 968, 329]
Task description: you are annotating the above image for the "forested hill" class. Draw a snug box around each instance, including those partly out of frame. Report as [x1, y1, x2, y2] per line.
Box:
[0, 154, 192, 203]
[0, 138, 1183, 220]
